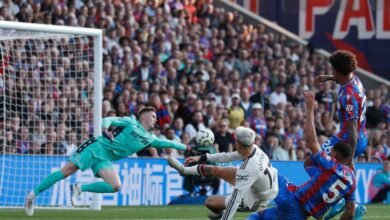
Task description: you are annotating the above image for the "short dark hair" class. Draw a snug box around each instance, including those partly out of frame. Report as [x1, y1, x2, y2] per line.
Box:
[138, 106, 156, 117]
[329, 50, 358, 75]
[333, 142, 352, 159]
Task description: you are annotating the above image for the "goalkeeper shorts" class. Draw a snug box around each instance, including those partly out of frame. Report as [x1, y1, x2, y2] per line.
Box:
[69, 137, 114, 177]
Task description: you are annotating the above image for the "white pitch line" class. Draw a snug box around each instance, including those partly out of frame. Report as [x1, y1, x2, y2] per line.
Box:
[363, 217, 390, 219]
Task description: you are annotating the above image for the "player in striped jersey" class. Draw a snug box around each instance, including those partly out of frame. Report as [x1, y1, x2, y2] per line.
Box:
[317, 50, 367, 163]
[248, 91, 356, 220]
[316, 50, 367, 219]
[168, 126, 278, 220]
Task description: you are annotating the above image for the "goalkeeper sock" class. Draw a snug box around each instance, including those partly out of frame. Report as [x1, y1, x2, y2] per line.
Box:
[33, 170, 65, 196]
[81, 182, 115, 193]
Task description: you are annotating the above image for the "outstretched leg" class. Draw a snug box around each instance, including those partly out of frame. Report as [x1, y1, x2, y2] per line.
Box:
[25, 162, 79, 216]
[205, 196, 227, 219]
[72, 168, 120, 206]
[168, 157, 237, 185]
[81, 168, 121, 193]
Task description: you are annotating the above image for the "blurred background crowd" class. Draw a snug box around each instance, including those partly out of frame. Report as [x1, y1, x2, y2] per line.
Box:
[0, 0, 389, 163]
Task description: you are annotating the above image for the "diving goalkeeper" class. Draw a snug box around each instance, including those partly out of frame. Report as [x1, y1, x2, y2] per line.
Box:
[25, 107, 186, 216]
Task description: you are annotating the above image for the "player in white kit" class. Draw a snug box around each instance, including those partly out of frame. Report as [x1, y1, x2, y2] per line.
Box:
[168, 126, 278, 220]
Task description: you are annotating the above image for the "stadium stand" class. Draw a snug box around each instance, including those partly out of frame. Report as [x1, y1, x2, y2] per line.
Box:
[0, 0, 389, 163]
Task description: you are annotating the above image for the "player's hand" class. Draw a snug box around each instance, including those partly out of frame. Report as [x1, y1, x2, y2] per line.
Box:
[303, 91, 316, 111]
[184, 156, 200, 166]
[315, 75, 333, 83]
[102, 128, 114, 143]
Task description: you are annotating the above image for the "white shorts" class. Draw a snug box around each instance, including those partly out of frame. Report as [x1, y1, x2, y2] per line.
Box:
[224, 191, 271, 212]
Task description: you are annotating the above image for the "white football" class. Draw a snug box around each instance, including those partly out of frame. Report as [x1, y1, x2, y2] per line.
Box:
[195, 128, 215, 146]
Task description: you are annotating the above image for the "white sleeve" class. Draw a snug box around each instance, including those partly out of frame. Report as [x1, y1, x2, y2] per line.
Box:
[221, 167, 257, 220]
[206, 151, 243, 163]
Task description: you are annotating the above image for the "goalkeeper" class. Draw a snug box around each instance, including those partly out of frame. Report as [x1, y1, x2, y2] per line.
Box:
[25, 107, 186, 216]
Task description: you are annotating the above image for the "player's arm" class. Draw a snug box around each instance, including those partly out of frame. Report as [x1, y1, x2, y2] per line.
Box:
[303, 157, 320, 177]
[150, 138, 187, 151]
[316, 75, 334, 83]
[330, 92, 337, 120]
[185, 151, 243, 165]
[346, 119, 357, 165]
[304, 92, 336, 171]
[221, 169, 256, 220]
[340, 200, 355, 220]
[101, 117, 134, 142]
[303, 91, 321, 154]
[343, 94, 359, 167]
[101, 116, 134, 129]
[340, 181, 356, 220]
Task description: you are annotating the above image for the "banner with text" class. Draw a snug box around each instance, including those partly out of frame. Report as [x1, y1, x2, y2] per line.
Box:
[0, 155, 381, 206]
[230, 0, 390, 78]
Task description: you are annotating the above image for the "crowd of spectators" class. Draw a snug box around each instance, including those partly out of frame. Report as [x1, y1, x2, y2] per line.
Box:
[0, 0, 389, 163]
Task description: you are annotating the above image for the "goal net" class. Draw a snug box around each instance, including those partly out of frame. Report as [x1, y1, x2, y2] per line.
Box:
[0, 21, 102, 209]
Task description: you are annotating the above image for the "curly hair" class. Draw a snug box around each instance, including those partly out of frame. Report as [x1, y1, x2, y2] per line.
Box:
[329, 50, 358, 75]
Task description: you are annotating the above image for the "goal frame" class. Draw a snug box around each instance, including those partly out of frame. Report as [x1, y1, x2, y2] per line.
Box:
[0, 21, 103, 210]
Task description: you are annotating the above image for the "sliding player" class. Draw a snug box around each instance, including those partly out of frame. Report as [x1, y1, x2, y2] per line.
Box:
[248, 91, 356, 220]
[168, 126, 278, 220]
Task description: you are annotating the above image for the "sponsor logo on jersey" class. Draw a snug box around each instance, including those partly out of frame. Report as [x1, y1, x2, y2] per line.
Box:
[236, 174, 249, 181]
[346, 105, 354, 112]
[130, 131, 149, 145]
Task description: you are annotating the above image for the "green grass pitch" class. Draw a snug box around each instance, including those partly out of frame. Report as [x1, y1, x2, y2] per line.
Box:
[1, 204, 389, 220]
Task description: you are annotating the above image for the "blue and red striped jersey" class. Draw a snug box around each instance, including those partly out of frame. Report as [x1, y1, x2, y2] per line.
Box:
[337, 76, 366, 140]
[295, 151, 356, 218]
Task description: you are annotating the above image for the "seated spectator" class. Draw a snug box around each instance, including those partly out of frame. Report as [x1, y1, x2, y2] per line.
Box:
[161, 127, 184, 158]
[16, 127, 30, 154]
[273, 137, 296, 161]
[239, 87, 252, 118]
[250, 83, 270, 110]
[269, 83, 287, 108]
[356, 153, 368, 163]
[247, 103, 267, 138]
[261, 132, 279, 159]
[369, 156, 390, 204]
[150, 93, 172, 128]
[366, 97, 386, 129]
[296, 146, 306, 161]
[315, 81, 336, 119]
[213, 119, 234, 153]
[184, 110, 206, 141]
[227, 93, 244, 128]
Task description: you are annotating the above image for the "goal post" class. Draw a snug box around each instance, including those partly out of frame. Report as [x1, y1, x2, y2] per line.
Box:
[0, 21, 103, 210]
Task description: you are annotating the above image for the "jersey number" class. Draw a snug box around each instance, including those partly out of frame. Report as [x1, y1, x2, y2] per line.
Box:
[264, 168, 273, 189]
[322, 179, 347, 203]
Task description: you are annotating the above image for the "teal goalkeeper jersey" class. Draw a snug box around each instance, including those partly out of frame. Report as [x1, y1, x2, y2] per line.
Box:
[98, 116, 186, 160]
